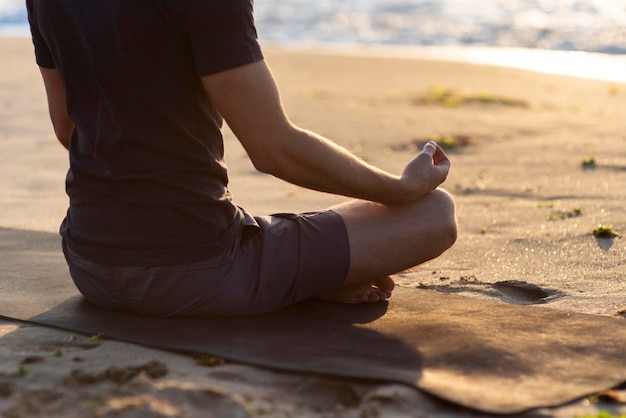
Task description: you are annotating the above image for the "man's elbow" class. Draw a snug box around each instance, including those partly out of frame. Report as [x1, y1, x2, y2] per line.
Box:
[243, 126, 298, 177]
[247, 142, 300, 179]
[249, 153, 281, 176]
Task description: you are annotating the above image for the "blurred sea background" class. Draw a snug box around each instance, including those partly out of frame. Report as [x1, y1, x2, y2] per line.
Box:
[2, 0, 625, 82]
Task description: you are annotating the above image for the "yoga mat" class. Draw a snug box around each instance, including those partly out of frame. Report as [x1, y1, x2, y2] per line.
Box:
[2, 227, 626, 415]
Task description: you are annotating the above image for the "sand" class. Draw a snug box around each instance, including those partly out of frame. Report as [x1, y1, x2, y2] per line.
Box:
[1, 37, 625, 417]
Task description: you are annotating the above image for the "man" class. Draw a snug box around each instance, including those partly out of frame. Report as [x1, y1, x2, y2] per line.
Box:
[27, 0, 456, 317]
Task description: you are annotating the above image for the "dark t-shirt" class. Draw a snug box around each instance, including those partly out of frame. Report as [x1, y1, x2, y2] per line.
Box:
[27, 0, 264, 266]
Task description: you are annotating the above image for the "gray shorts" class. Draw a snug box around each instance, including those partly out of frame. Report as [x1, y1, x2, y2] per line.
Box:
[63, 210, 350, 317]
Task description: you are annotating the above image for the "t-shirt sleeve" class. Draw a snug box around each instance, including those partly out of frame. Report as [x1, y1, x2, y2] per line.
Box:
[26, 0, 56, 68]
[183, 0, 264, 76]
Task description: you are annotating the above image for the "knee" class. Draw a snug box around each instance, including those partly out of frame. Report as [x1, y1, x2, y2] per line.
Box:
[430, 188, 458, 249]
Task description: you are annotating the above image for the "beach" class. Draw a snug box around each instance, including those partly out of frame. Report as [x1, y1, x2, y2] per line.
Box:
[1, 36, 625, 417]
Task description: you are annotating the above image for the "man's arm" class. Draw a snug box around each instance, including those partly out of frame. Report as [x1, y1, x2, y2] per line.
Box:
[201, 60, 450, 206]
[39, 67, 74, 149]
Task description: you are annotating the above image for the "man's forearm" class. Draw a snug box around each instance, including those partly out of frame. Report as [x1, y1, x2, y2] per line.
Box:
[258, 126, 407, 206]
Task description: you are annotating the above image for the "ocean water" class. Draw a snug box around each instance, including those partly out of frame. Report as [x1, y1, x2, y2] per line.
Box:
[254, 0, 626, 54]
[2, 0, 625, 82]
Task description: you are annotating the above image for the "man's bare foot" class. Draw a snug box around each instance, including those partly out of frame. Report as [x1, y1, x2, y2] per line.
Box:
[318, 276, 395, 303]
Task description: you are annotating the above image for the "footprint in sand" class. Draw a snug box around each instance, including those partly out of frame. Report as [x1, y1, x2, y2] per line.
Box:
[417, 278, 561, 305]
[490, 280, 560, 305]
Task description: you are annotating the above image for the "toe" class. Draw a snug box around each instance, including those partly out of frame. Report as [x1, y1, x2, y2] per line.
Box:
[374, 276, 395, 292]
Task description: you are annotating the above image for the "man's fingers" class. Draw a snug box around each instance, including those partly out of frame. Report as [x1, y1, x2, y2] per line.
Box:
[420, 141, 438, 156]
[420, 141, 450, 167]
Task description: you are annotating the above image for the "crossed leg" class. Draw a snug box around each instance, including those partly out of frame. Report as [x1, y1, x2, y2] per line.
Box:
[320, 188, 457, 303]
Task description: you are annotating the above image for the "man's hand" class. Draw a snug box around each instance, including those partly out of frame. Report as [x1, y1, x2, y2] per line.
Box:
[399, 141, 451, 203]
